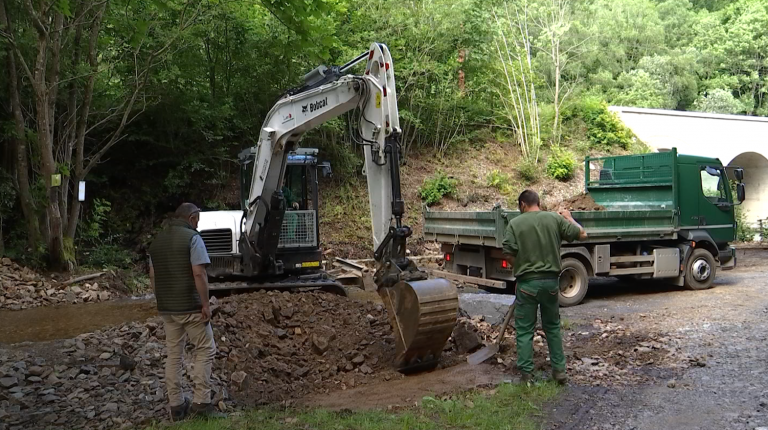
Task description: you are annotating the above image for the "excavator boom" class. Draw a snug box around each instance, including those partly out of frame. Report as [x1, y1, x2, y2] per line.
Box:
[239, 43, 458, 373]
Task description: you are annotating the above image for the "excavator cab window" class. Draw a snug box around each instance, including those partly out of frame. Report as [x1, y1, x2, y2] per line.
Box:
[283, 165, 308, 210]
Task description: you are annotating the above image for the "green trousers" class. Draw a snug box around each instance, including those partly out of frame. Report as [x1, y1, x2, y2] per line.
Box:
[514, 277, 566, 374]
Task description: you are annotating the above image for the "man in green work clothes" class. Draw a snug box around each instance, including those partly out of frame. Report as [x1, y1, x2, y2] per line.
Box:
[281, 177, 300, 210]
[502, 190, 587, 385]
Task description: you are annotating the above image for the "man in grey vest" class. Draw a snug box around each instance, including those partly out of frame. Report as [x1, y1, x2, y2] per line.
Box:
[148, 203, 222, 421]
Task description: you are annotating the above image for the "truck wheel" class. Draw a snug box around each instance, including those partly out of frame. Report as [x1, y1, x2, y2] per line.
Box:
[684, 248, 716, 291]
[559, 258, 589, 307]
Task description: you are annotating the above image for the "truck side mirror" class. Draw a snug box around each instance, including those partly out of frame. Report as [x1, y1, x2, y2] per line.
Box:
[737, 183, 746, 203]
[734, 168, 744, 182]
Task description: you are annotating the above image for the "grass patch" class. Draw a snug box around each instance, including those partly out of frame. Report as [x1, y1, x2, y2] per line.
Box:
[149, 382, 561, 430]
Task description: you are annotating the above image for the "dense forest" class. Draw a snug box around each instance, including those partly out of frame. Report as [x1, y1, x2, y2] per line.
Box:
[0, 0, 765, 269]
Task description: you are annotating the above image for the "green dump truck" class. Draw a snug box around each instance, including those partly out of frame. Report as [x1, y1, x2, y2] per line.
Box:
[423, 149, 746, 306]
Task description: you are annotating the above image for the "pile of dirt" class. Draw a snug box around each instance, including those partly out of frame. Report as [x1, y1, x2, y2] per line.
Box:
[465, 315, 691, 386]
[0, 289, 476, 429]
[554, 193, 605, 212]
[210, 290, 400, 405]
[0, 258, 119, 311]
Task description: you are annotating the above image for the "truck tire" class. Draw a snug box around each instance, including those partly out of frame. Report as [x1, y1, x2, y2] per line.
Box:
[559, 258, 589, 307]
[684, 248, 716, 291]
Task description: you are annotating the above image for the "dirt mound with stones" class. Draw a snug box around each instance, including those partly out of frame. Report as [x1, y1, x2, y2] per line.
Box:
[211, 290, 400, 405]
[554, 193, 605, 212]
[0, 258, 120, 311]
[469, 315, 697, 386]
[0, 290, 475, 429]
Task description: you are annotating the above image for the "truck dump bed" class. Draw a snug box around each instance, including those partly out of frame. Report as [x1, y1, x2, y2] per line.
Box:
[424, 151, 680, 246]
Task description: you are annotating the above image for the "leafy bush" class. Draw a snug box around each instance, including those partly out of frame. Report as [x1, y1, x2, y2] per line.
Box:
[81, 243, 135, 270]
[546, 147, 576, 181]
[418, 172, 458, 206]
[517, 161, 539, 184]
[567, 97, 636, 150]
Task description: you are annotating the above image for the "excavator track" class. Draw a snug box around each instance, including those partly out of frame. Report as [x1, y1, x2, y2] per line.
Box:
[378, 278, 459, 373]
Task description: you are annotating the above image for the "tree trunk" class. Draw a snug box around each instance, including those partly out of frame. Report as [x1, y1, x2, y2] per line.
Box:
[552, 39, 561, 144]
[61, 6, 84, 231]
[0, 0, 41, 250]
[66, 2, 106, 240]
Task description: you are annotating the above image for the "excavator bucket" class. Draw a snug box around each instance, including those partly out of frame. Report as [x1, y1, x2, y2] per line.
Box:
[378, 278, 459, 373]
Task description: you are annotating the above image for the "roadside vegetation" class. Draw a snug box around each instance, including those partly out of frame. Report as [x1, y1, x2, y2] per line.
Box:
[2, 0, 767, 269]
[148, 382, 560, 430]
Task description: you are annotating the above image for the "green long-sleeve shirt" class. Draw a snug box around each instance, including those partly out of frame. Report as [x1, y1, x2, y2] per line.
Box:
[502, 211, 581, 281]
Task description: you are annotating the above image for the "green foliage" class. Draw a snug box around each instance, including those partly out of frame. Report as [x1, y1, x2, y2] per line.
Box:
[486, 170, 514, 193]
[517, 160, 540, 184]
[693, 89, 744, 114]
[734, 205, 755, 242]
[567, 97, 636, 150]
[418, 172, 459, 206]
[79, 199, 112, 245]
[81, 244, 135, 270]
[546, 147, 576, 181]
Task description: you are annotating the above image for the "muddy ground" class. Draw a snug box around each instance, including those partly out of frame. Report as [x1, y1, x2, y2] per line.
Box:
[545, 249, 768, 430]
[0, 249, 766, 429]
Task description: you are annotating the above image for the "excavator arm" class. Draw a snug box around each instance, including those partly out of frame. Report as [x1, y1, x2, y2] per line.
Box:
[242, 43, 458, 372]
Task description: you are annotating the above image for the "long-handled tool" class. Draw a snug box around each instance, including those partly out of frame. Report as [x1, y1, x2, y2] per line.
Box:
[467, 300, 515, 365]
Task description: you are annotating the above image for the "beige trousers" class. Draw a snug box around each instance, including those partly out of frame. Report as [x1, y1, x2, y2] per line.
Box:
[162, 313, 216, 406]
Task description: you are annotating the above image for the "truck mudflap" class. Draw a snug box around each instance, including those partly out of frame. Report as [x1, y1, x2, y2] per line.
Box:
[378, 278, 459, 373]
[720, 246, 737, 271]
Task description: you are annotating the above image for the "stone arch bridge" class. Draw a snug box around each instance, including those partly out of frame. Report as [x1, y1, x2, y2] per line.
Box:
[609, 106, 768, 227]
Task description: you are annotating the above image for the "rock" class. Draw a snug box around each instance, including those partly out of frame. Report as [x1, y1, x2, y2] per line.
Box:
[0, 409, 7, 420]
[667, 379, 676, 388]
[119, 355, 137, 371]
[43, 413, 58, 423]
[294, 367, 310, 378]
[452, 321, 482, 354]
[76, 341, 86, 350]
[71, 286, 83, 294]
[359, 365, 373, 374]
[0, 377, 18, 389]
[26, 376, 41, 383]
[311, 335, 330, 355]
[98, 291, 111, 301]
[275, 329, 289, 339]
[99, 352, 113, 360]
[231, 371, 247, 389]
[352, 355, 365, 365]
[636, 347, 653, 353]
[27, 366, 44, 377]
[105, 402, 119, 412]
[281, 307, 294, 318]
[118, 372, 131, 383]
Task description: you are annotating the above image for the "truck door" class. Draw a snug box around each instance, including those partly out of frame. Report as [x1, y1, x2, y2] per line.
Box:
[698, 165, 735, 243]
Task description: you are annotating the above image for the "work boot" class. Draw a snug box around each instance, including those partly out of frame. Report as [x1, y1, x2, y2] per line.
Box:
[520, 372, 534, 385]
[190, 402, 227, 419]
[553, 369, 568, 385]
[169, 398, 190, 422]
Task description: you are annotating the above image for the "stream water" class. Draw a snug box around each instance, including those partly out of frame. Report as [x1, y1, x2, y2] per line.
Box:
[0, 298, 157, 345]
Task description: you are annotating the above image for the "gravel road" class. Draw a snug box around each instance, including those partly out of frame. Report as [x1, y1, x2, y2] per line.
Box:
[546, 249, 768, 430]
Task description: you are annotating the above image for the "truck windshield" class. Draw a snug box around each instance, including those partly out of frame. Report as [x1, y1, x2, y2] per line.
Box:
[700, 166, 727, 203]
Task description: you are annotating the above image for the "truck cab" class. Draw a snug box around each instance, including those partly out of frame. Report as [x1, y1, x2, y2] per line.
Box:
[197, 147, 330, 279]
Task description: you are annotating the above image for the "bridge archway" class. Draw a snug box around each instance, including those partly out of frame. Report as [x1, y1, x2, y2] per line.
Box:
[728, 152, 768, 226]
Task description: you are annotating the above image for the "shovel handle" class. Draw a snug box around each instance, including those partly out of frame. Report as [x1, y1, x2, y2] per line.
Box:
[495, 302, 516, 346]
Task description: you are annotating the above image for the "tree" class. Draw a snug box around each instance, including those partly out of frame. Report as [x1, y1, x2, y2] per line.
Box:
[533, 0, 581, 144]
[1, 0, 203, 269]
[494, 0, 541, 163]
[693, 89, 744, 114]
[611, 69, 671, 109]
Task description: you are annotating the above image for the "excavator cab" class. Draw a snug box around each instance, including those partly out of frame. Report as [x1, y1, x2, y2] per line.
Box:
[238, 147, 331, 274]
